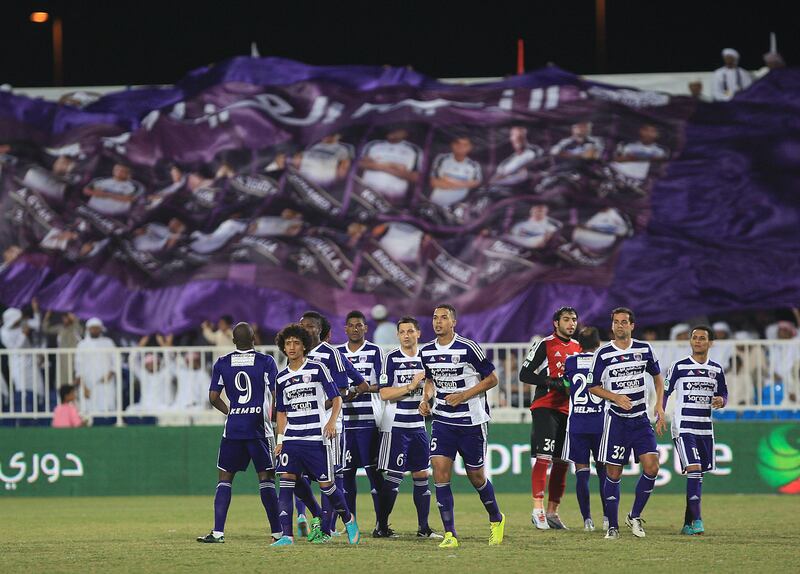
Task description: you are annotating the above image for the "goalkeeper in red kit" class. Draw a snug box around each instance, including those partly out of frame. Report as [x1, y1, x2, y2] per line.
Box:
[519, 307, 581, 529]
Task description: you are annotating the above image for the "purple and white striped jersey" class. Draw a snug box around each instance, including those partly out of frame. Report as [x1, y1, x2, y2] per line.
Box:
[380, 347, 426, 431]
[664, 356, 728, 438]
[420, 334, 495, 426]
[587, 340, 660, 418]
[565, 352, 605, 434]
[337, 340, 384, 430]
[275, 359, 339, 442]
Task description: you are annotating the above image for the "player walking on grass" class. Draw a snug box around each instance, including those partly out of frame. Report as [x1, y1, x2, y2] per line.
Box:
[588, 307, 666, 540]
[519, 306, 582, 530]
[419, 304, 505, 548]
[197, 322, 282, 544]
[271, 323, 360, 546]
[664, 325, 728, 536]
[562, 326, 608, 531]
[376, 316, 441, 539]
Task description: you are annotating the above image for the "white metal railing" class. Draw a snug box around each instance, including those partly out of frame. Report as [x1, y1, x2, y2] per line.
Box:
[0, 340, 798, 425]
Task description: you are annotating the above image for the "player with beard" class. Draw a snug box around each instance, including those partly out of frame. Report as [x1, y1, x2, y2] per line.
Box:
[519, 307, 582, 530]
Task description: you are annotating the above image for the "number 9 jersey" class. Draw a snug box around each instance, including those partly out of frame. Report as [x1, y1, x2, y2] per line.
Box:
[564, 352, 605, 435]
[210, 349, 278, 440]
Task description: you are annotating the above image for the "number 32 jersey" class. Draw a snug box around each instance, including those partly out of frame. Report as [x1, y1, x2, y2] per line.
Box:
[564, 352, 605, 434]
[210, 349, 278, 440]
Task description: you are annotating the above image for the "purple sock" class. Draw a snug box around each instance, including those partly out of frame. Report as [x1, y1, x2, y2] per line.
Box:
[365, 466, 384, 520]
[379, 471, 403, 530]
[213, 481, 232, 533]
[435, 482, 457, 537]
[575, 467, 592, 521]
[327, 474, 345, 532]
[603, 476, 620, 529]
[687, 472, 703, 521]
[343, 470, 358, 520]
[596, 463, 608, 518]
[295, 497, 307, 517]
[278, 479, 295, 537]
[413, 478, 431, 531]
[321, 483, 352, 524]
[475, 480, 502, 523]
[630, 473, 657, 518]
[259, 479, 282, 537]
[293, 476, 321, 518]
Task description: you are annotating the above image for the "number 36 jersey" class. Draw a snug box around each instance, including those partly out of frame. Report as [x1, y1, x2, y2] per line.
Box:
[210, 349, 278, 440]
[564, 352, 605, 435]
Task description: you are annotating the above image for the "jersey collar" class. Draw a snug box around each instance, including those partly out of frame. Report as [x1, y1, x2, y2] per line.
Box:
[435, 332, 457, 351]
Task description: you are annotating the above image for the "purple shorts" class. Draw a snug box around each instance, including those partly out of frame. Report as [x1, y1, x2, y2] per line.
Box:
[217, 437, 274, 473]
[378, 429, 430, 473]
[342, 427, 380, 471]
[276, 440, 336, 483]
[430, 421, 487, 469]
[674, 434, 716, 472]
[563, 431, 603, 466]
[599, 413, 658, 466]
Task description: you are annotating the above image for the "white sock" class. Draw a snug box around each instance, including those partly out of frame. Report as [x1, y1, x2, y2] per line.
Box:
[212, 530, 224, 538]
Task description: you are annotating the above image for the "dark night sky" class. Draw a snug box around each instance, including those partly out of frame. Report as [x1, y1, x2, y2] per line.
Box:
[1, 0, 796, 88]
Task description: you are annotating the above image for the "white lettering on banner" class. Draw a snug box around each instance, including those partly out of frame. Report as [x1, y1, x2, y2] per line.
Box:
[0, 452, 84, 490]
[352, 98, 484, 119]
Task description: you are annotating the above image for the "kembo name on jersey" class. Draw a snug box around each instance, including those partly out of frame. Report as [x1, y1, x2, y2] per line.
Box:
[565, 353, 605, 434]
[275, 359, 339, 442]
[338, 340, 384, 430]
[665, 357, 729, 438]
[421, 335, 495, 426]
[210, 349, 278, 440]
[381, 348, 427, 431]
[588, 340, 660, 418]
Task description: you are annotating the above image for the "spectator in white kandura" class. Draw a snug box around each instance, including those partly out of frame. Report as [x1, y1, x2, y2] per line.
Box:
[42, 311, 83, 387]
[293, 133, 354, 186]
[75, 318, 117, 413]
[189, 218, 248, 254]
[126, 352, 173, 413]
[712, 48, 752, 102]
[0, 307, 44, 409]
[171, 352, 212, 410]
[711, 321, 735, 372]
[370, 304, 396, 347]
[83, 163, 144, 217]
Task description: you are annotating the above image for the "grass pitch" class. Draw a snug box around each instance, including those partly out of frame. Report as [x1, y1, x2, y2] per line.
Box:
[3, 492, 799, 573]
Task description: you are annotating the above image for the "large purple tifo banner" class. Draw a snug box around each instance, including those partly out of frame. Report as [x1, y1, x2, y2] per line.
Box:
[1, 58, 799, 341]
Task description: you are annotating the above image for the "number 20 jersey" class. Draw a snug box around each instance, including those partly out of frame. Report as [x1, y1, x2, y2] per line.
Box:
[210, 349, 278, 440]
[564, 352, 605, 434]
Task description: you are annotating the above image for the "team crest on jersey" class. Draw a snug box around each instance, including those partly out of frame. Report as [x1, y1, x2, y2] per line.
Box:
[451, 355, 461, 364]
[359, 355, 367, 363]
[634, 353, 643, 362]
[708, 370, 717, 379]
[303, 374, 311, 383]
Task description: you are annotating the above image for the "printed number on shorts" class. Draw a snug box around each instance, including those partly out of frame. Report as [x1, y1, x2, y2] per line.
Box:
[612, 445, 625, 460]
[692, 447, 700, 459]
[345, 450, 353, 464]
[543, 438, 555, 452]
[234, 371, 252, 404]
[430, 437, 438, 452]
[279, 453, 289, 467]
[396, 453, 405, 467]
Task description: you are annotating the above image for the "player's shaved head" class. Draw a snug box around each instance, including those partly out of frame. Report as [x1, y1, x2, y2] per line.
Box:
[232, 322, 254, 350]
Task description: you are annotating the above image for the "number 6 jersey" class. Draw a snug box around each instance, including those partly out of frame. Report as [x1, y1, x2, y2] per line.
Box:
[564, 352, 605, 434]
[210, 349, 278, 440]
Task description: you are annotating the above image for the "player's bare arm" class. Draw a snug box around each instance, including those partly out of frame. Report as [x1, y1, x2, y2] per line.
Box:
[444, 371, 498, 407]
[208, 390, 229, 415]
[419, 378, 434, 416]
[589, 386, 632, 410]
[324, 396, 342, 438]
[652, 373, 667, 435]
[274, 411, 287, 455]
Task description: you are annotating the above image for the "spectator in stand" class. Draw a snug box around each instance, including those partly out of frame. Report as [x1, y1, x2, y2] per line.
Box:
[75, 318, 117, 414]
[688, 79, 706, 101]
[171, 351, 211, 411]
[1, 306, 44, 411]
[52, 384, 86, 427]
[42, 311, 83, 387]
[202, 315, 234, 347]
[83, 163, 144, 218]
[712, 48, 752, 101]
[370, 304, 396, 347]
[126, 352, 174, 413]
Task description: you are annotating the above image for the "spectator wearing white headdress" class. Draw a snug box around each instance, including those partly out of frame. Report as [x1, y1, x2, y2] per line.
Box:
[75, 318, 118, 414]
[0, 307, 44, 410]
[171, 352, 211, 410]
[712, 48, 752, 101]
[370, 304, 396, 347]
